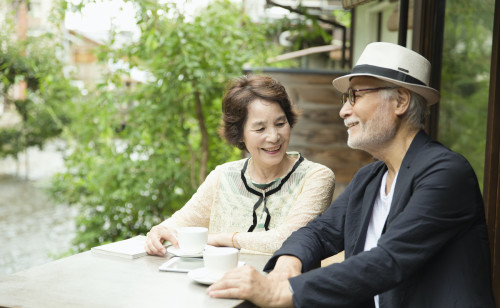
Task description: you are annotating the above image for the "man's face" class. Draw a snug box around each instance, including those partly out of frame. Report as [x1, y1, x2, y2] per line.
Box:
[339, 76, 397, 152]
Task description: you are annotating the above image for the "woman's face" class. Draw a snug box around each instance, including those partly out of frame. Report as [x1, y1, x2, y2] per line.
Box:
[242, 99, 291, 168]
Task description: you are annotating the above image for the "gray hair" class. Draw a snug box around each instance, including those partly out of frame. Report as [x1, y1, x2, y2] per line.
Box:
[380, 88, 428, 130]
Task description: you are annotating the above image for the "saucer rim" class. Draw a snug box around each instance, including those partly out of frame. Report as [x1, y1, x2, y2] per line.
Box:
[188, 267, 216, 285]
[167, 246, 204, 257]
[188, 261, 246, 285]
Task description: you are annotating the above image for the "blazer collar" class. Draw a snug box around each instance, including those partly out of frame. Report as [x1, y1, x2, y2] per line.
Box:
[399, 130, 430, 170]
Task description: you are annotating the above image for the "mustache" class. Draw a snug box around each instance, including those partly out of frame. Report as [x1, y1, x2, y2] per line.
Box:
[344, 119, 359, 127]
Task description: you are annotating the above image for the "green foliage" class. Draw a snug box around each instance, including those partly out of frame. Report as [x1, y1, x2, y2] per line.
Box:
[292, 17, 332, 50]
[268, 15, 332, 52]
[51, 0, 270, 251]
[332, 10, 351, 29]
[0, 29, 78, 159]
[0, 128, 22, 158]
[439, 0, 494, 189]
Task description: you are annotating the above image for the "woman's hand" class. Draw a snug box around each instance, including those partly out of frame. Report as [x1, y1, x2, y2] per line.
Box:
[207, 265, 293, 308]
[208, 232, 241, 249]
[144, 225, 178, 256]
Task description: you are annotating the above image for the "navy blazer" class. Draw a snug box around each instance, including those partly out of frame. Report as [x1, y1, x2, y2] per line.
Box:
[264, 131, 495, 308]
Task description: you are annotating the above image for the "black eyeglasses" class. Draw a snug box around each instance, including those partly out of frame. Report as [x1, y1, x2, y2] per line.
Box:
[341, 87, 397, 106]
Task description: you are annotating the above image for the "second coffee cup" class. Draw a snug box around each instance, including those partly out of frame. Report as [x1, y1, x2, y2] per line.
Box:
[203, 247, 239, 280]
[177, 227, 208, 254]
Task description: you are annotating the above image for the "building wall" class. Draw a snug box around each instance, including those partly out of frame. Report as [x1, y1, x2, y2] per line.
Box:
[66, 32, 107, 89]
[352, 0, 412, 62]
[27, 0, 55, 32]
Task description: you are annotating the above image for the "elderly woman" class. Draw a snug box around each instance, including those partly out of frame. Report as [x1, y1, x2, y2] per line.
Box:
[145, 75, 335, 255]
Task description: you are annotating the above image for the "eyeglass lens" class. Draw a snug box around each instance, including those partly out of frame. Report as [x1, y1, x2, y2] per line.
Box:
[341, 89, 354, 105]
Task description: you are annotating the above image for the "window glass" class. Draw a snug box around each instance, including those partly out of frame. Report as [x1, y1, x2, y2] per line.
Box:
[439, 0, 495, 190]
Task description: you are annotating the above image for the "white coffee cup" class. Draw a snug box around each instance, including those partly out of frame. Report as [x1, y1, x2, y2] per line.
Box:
[177, 227, 208, 254]
[203, 247, 239, 280]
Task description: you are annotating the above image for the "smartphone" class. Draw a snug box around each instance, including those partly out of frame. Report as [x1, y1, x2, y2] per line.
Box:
[158, 257, 204, 273]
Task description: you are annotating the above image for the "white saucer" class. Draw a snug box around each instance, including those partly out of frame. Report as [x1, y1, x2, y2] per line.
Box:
[167, 246, 204, 258]
[188, 261, 245, 285]
[167, 245, 217, 258]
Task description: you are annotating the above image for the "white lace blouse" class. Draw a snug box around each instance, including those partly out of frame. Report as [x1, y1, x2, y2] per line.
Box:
[161, 152, 335, 254]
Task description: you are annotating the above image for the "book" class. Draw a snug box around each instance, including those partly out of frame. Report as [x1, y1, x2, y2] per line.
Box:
[91, 235, 148, 259]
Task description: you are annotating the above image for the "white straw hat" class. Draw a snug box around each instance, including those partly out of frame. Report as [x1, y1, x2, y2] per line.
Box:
[332, 42, 441, 105]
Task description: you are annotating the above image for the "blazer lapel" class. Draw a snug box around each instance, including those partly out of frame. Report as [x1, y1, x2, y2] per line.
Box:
[352, 168, 385, 254]
[386, 130, 430, 226]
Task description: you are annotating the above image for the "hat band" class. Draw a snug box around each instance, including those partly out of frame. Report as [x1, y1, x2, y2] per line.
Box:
[352, 64, 427, 86]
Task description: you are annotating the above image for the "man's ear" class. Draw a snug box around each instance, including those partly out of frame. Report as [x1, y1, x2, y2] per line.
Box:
[395, 88, 411, 116]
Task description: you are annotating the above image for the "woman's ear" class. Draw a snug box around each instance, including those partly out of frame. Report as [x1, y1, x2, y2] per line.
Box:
[395, 88, 411, 116]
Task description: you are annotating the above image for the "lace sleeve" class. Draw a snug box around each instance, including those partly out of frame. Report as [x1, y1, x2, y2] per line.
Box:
[160, 167, 221, 230]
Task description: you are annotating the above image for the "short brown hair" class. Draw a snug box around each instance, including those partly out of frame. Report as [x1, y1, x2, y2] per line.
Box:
[219, 75, 299, 151]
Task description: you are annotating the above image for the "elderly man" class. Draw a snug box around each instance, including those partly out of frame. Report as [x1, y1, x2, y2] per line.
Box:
[207, 42, 495, 307]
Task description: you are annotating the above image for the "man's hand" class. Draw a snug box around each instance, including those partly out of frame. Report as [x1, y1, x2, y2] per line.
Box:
[207, 265, 294, 308]
[144, 225, 178, 256]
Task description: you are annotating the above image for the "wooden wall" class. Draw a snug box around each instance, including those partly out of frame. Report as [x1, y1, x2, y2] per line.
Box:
[245, 68, 374, 199]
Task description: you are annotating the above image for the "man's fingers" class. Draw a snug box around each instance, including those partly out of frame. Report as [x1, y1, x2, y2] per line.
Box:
[208, 273, 238, 291]
[208, 267, 248, 291]
[208, 277, 252, 299]
[207, 287, 244, 299]
[207, 266, 262, 301]
[207, 265, 293, 307]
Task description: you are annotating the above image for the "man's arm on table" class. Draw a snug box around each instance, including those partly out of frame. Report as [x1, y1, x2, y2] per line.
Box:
[207, 181, 352, 307]
[206, 194, 348, 307]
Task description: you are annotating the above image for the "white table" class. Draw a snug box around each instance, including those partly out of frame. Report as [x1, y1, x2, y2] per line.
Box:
[0, 248, 270, 308]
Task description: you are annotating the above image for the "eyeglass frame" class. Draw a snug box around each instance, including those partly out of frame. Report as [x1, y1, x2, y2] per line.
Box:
[341, 86, 397, 106]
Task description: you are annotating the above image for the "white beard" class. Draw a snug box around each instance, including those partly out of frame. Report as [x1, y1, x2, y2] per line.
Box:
[347, 102, 397, 151]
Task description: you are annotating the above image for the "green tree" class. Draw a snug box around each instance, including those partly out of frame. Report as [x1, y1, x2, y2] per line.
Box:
[51, 0, 271, 251]
[0, 22, 78, 164]
[439, 0, 495, 189]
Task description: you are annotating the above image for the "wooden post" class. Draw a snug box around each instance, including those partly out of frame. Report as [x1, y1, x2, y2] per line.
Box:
[484, 0, 500, 304]
[411, 0, 446, 140]
[397, 0, 409, 46]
